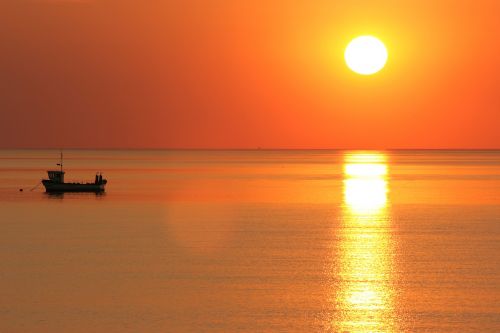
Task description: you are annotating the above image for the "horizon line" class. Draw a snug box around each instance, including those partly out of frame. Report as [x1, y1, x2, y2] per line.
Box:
[1, 147, 500, 151]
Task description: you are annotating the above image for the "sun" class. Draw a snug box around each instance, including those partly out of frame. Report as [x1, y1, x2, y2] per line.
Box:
[345, 36, 388, 75]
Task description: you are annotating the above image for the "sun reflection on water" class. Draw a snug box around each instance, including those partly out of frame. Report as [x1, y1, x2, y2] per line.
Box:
[336, 152, 396, 332]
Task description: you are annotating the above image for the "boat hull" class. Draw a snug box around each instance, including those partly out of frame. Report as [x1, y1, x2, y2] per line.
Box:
[42, 180, 106, 193]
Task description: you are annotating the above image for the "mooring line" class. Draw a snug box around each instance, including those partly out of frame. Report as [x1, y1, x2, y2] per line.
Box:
[29, 182, 42, 192]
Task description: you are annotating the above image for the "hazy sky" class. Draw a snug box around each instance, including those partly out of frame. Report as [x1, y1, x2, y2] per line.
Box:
[1, 0, 499, 148]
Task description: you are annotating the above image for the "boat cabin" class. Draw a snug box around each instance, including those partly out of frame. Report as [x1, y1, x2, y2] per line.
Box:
[47, 170, 65, 184]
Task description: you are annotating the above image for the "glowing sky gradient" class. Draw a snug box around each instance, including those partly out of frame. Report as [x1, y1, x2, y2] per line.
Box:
[0, 0, 499, 148]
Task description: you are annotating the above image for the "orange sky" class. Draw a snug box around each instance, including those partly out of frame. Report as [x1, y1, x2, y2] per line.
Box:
[0, 0, 499, 149]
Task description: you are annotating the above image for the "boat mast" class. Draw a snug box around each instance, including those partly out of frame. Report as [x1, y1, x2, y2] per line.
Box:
[56, 150, 63, 172]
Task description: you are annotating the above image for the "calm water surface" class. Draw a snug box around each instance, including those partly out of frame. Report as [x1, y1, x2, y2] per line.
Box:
[0, 150, 499, 332]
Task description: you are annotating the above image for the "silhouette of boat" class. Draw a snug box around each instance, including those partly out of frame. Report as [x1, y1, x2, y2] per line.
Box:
[42, 152, 107, 193]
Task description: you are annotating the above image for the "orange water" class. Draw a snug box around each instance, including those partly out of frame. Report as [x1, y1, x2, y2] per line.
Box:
[1, 150, 499, 332]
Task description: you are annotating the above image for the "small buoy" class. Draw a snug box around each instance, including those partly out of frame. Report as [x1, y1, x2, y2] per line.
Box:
[19, 188, 23, 192]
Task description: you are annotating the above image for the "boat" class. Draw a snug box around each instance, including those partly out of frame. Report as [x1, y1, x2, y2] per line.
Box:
[42, 152, 107, 193]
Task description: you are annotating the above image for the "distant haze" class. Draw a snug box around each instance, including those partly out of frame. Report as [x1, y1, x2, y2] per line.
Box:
[0, 0, 499, 149]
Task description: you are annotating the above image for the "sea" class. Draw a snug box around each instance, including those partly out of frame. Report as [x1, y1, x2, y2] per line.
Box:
[0, 149, 499, 332]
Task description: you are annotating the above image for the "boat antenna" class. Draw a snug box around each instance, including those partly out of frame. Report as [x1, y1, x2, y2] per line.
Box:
[56, 149, 63, 172]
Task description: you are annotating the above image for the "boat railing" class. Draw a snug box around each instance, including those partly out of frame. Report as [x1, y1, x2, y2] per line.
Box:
[63, 180, 104, 185]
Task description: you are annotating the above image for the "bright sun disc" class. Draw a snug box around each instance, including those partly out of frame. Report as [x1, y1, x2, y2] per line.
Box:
[345, 36, 388, 75]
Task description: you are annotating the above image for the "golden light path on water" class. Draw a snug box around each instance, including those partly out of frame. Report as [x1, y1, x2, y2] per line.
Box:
[336, 152, 396, 332]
